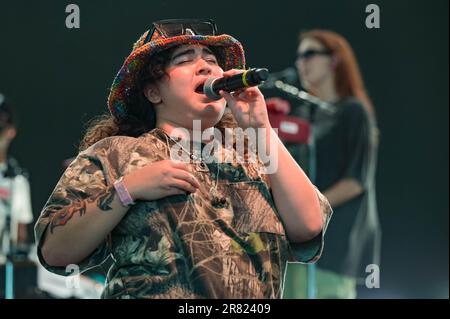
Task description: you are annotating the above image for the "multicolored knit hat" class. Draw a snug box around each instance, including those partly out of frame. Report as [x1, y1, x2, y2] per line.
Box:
[107, 19, 246, 120]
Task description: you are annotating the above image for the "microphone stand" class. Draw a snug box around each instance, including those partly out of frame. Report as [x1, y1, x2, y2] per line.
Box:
[263, 78, 335, 299]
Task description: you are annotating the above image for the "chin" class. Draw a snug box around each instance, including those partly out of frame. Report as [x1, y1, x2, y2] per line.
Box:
[193, 105, 224, 128]
[197, 99, 224, 115]
[302, 80, 313, 91]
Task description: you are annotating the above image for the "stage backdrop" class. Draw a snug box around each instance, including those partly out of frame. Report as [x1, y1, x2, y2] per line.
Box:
[0, 0, 448, 298]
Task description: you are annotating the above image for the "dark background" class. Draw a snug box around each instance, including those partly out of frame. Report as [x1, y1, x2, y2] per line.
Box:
[0, 0, 448, 298]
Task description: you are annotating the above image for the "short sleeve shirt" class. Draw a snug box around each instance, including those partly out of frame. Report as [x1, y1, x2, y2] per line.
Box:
[35, 128, 332, 298]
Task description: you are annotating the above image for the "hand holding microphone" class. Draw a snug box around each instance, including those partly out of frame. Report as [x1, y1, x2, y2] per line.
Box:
[203, 68, 269, 100]
[213, 68, 271, 129]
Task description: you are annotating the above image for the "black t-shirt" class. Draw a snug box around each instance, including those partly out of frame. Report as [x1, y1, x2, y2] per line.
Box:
[286, 96, 380, 279]
[312, 98, 374, 277]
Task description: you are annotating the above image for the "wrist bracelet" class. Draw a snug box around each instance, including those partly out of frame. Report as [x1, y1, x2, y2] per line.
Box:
[113, 177, 135, 207]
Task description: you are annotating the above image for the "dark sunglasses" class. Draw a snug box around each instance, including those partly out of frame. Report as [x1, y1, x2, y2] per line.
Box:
[143, 19, 218, 44]
[297, 49, 332, 60]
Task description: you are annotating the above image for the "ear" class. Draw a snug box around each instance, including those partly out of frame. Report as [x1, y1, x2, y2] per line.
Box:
[143, 84, 162, 104]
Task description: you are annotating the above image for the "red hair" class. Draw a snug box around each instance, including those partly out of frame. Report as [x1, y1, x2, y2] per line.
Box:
[300, 29, 375, 114]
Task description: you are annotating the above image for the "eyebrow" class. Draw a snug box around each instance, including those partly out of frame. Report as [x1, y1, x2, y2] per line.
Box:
[171, 47, 215, 61]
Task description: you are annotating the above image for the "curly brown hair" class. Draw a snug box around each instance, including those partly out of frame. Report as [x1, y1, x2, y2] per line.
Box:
[79, 45, 238, 151]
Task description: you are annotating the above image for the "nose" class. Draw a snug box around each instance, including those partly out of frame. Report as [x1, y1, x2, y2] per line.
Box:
[196, 59, 213, 76]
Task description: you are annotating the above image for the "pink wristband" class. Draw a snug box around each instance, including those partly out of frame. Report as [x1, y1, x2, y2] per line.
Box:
[113, 177, 136, 207]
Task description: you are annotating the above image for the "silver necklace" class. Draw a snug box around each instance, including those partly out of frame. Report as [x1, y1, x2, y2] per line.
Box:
[160, 129, 225, 207]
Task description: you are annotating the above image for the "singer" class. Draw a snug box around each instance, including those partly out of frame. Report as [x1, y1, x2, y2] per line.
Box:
[34, 19, 331, 299]
[272, 30, 381, 299]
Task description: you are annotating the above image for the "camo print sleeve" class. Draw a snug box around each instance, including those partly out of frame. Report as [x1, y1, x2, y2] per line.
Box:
[288, 186, 333, 263]
[34, 141, 116, 276]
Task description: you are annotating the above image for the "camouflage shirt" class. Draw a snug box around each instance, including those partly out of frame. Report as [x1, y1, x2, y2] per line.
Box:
[35, 128, 332, 299]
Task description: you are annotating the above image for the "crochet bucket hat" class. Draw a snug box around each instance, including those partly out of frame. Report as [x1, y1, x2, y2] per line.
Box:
[107, 19, 246, 119]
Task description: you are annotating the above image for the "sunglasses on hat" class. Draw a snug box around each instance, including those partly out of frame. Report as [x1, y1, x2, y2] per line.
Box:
[143, 19, 218, 44]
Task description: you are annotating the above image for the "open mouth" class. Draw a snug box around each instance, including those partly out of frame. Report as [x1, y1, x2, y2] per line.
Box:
[195, 82, 205, 94]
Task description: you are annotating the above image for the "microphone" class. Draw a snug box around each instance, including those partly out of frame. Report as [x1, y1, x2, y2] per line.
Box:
[267, 67, 298, 84]
[203, 68, 269, 100]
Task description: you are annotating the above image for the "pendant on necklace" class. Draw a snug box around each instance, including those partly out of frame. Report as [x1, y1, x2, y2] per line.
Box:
[210, 187, 227, 208]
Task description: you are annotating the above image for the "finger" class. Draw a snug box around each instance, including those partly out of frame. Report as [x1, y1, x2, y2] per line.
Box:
[239, 87, 261, 99]
[169, 179, 197, 194]
[220, 90, 240, 115]
[169, 160, 191, 171]
[221, 69, 245, 77]
[231, 91, 241, 98]
[167, 186, 188, 196]
[238, 91, 249, 99]
[171, 170, 201, 188]
[219, 90, 235, 104]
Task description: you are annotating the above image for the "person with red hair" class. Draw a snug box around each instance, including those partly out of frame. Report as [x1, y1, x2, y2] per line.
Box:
[278, 30, 381, 298]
